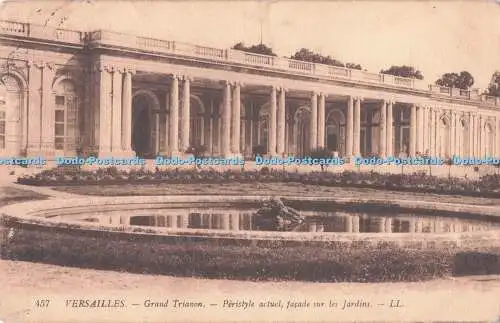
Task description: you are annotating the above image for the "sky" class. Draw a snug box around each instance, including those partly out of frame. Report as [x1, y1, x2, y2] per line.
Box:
[1, 0, 499, 89]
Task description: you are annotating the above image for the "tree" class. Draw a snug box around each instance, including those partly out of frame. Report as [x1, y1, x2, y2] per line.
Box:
[380, 65, 424, 80]
[346, 63, 362, 70]
[435, 71, 474, 89]
[290, 48, 344, 67]
[232, 42, 277, 56]
[486, 71, 500, 97]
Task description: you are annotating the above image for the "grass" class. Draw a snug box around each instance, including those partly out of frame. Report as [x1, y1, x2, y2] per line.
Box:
[1, 220, 499, 282]
[0, 186, 49, 207]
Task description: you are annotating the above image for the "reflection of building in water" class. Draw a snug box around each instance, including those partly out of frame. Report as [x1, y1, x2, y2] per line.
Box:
[91, 209, 495, 233]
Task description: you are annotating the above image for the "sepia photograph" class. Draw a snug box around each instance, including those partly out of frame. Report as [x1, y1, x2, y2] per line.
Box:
[0, 0, 499, 322]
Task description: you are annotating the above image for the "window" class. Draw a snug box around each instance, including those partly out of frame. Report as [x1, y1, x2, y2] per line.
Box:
[54, 95, 66, 150]
[53, 81, 78, 154]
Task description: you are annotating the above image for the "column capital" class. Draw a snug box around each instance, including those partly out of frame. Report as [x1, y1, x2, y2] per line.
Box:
[277, 85, 287, 92]
[233, 81, 243, 88]
[170, 73, 182, 80]
[220, 80, 232, 87]
[312, 91, 320, 97]
[355, 96, 364, 102]
[182, 75, 193, 82]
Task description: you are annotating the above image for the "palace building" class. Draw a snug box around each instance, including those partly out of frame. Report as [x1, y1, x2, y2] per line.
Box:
[1, 20, 499, 160]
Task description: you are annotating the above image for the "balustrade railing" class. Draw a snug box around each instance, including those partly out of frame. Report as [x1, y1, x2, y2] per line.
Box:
[1, 19, 499, 106]
[136, 36, 173, 51]
[288, 59, 314, 73]
[194, 45, 226, 59]
[243, 52, 274, 66]
[0, 21, 28, 35]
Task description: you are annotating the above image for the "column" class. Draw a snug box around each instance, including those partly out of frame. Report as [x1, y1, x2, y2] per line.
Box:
[385, 218, 393, 233]
[379, 100, 387, 157]
[386, 100, 393, 156]
[111, 70, 122, 153]
[468, 113, 474, 158]
[409, 104, 417, 156]
[428, 108, 434, 156]
[98, 65, 112, 155]
[276, 86, 286, 155]
[221, 81, 231, 157]
[422, 107, 428, 155]
[309, 92, 318, 151]
[121, 70, 133, 154]
[353, 97, 361, 156]
[268, 86, 277, 155]
[377, 217, 386, 232]
[231, 82, 241, 154]
[207, 97, 214, 154]
[346, 96, 354, 157]
[317, 92, 326, 149]
[230, 213, 240, 231]
[435, 109, 440, 157]
[352, 215, 360, 233]
[344, 215, 353, 233]
[417, 105, 424, 154]
[409, 219, 416, 233]
[181, 76, 191, 152]
[169, 74, 179, 155]
[450, 111, 456, 157]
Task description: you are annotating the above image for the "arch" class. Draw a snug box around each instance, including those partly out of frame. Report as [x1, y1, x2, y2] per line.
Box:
[189, 94, 205, 148]
[53, 78, 79, 154]
[325, 108, 346, 154]
[293, 105, 311, 156]
[0, 70, 28, 90]
[132, 89, 161, 111]
[457, 117, 470, 157]
[484, 120, 495, 157]
[438, 115, 451, 158]
[132, 90, 160, 157]
[0, 73, 24, 155]
[52, 75, 78, 91]
[254, 103, 270, 148]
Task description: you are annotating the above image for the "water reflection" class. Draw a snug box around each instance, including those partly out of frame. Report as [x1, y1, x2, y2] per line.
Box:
[76, 208, 500, 233]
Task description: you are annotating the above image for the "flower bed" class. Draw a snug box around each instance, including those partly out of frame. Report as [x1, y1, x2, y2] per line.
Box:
[16, 166, 500, 198]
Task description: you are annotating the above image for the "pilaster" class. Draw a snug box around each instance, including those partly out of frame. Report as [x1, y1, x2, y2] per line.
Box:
[26, 60, 43, 156]
[40, 62, 55, 157]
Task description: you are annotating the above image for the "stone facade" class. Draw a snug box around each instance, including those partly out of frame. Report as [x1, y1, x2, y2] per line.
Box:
[1, 20, 500, 160]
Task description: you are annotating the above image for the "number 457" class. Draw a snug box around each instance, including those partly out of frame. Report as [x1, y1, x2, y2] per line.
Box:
[35, 299, 50, 307]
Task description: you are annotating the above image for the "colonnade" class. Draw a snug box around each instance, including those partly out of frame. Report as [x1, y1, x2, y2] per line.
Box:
[91, 66, 498, 159]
